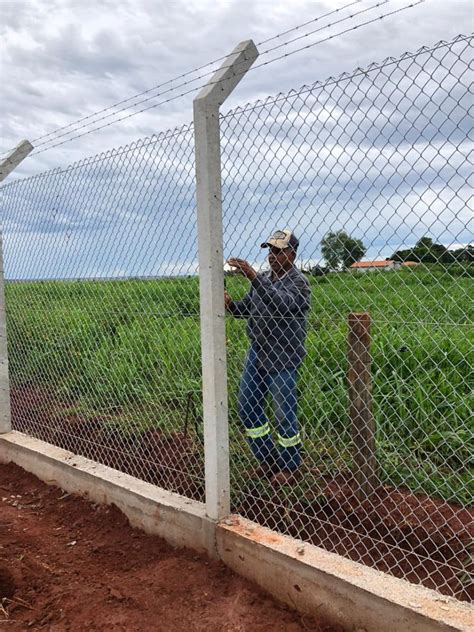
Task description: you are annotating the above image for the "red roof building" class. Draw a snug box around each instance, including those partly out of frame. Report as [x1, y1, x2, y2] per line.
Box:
[350, 260, 418, 271]
[350, 260, 397, 271]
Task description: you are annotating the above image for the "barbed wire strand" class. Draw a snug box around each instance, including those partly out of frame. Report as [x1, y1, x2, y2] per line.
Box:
[29, 1, 422, 159]
[0, 0, 363, 156]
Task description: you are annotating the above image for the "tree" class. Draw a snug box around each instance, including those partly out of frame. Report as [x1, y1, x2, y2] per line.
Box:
[452, 245, 474, 262]
[416, 237, 434, 249]
[321, 231, 366, 270]
[391, 236, 474, 264]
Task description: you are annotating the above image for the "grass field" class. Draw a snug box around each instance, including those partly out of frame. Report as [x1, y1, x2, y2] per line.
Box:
[6, 264, 473, 505]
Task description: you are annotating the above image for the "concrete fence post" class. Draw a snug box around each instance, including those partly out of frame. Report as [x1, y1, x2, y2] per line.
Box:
[193, 42, 258, 520]
[0, 140, 33, 433]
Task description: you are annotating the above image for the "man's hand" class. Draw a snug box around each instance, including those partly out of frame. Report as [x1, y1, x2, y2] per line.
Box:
[227, 258, 257, 281]
[224, 290, 233, 309]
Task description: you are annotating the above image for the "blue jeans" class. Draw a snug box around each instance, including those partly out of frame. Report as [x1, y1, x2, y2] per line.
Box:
[238, 346, 301, 471]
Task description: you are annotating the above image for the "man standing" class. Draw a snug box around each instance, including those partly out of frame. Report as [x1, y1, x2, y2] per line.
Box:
[225, 229, 311, 485]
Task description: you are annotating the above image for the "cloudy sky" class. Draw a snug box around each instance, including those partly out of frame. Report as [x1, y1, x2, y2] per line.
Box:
[0, 0, 472, 278]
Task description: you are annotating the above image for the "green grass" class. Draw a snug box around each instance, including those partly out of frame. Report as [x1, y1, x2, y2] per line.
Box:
[6, 265, 474, 505]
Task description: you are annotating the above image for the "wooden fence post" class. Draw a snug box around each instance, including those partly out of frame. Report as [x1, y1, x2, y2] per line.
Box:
[347, 312, 378, 500]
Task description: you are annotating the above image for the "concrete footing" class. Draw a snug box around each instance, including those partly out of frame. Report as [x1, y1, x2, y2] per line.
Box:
[1, 431, 472, 632]
[0, 431, 215, 555]
[217, 517, 473, 632]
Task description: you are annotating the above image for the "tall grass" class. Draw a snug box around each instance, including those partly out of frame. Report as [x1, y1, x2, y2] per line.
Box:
[6, 265, 473, 504]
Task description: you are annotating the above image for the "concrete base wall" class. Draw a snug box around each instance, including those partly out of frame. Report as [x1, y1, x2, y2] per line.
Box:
[1, 431, 472, 632]
[217, 517, 473, 632]
[0, 431, 216, 556]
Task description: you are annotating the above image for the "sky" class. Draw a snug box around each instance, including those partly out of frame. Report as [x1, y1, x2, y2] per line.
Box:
[0, 0, 472, 279]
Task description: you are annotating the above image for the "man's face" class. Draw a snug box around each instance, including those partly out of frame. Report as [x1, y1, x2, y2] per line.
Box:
[268, 246, 295, 273]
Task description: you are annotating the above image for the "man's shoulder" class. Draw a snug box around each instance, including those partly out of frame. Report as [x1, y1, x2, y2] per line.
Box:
[255, 270, 276, 284]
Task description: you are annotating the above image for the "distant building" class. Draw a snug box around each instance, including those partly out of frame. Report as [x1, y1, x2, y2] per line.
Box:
[350, 259, 419, 272]
[350, 260, 398, 272]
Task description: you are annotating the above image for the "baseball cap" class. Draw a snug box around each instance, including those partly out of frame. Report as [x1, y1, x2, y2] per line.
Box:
[261, 229, 299, 251]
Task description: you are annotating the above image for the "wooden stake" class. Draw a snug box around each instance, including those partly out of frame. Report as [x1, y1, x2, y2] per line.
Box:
[348, 312, 378, 500]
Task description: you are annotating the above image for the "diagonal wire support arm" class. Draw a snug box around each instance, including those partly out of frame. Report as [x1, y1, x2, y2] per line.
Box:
[194, 41, 259, 520]
[0, 140, 33, 184]
[0, 139, 33, 433]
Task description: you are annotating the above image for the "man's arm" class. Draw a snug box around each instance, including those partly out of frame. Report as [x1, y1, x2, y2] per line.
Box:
[225, 289, 253, 319]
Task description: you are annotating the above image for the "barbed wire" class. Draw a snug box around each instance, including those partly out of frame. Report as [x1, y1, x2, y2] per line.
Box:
[1, 28, 465, 193]
[27, 0, 390, 155]
[27, 0, 423, 158]
[257, 0, 362, 46]
[0, 0, 364, 157]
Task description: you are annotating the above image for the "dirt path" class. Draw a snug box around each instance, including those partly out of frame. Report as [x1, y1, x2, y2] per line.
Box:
[0, 463, 342, 632]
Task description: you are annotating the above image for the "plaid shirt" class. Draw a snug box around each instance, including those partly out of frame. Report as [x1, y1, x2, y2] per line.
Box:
[228, 266, 311, 372]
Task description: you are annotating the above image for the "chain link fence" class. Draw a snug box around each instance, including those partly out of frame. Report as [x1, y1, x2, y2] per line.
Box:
[1, 34, 472, 601]
[1, 125, 207, 501]
[221, 34, 472, 601]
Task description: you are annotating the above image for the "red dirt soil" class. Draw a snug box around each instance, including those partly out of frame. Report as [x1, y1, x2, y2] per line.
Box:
[238, 475, 474, 602]
[0, 463, 343, 632]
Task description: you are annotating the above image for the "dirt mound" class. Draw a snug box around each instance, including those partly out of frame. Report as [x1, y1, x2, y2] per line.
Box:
[0, 462, 340, 631]
[237, 472, 473, 602]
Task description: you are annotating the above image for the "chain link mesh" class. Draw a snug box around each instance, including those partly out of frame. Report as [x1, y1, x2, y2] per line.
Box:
[221, 34, 472, 601]
[0, 34, 472, 602]
[1, 125, 207, 502]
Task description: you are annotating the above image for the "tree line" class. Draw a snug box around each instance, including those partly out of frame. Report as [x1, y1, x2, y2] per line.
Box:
[391, 237, 473, 264]
[307, 232, 473, 275]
